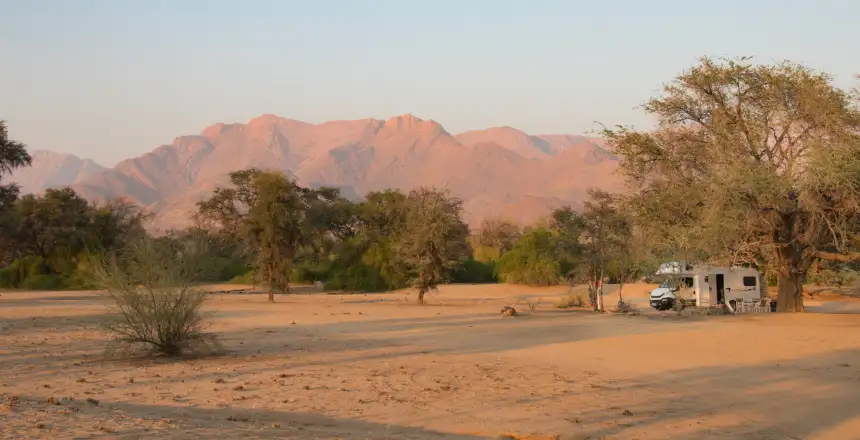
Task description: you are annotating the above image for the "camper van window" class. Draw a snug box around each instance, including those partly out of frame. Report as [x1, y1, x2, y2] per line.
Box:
[683, 277, 694, 288]
[742, 276, 757, 287]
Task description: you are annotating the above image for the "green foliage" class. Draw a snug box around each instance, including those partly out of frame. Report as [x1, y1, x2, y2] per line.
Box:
[0, 255, 91, 290]
[326, 263, 390, 292]
[0, 182, 147, 291]
[324, 236, 409, 292]
[603, 56, 860, 312]
[228, 271, 256, 285]
[0, 121, 32, 211]
[196, 170, 361, 300]
[495, 228, 561, 286]
[451, 259, 497, 284]
[3, 160, 659, 302]
[21, 274, 64, 291]
[396, 188, 471, 303]
[474, 219, 521, 260]
[471, 244, 501, 262]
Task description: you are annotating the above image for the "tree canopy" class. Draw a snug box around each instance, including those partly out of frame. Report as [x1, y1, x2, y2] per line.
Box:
[0, 120, 31, 209]
[397, 188, 471, 303]
[603, 57, 860, 312]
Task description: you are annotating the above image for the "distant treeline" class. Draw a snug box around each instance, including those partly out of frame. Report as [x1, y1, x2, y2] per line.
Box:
[0, 164, 643, 301]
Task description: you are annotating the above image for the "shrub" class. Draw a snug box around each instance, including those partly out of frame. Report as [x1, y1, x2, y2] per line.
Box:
[0, 256, 57, 289]
[326, 263, 389, 292]
[451, 259, 497, 283]
[21, 274, 64, 291]
[495, 228, 562, 286]
[89, 237, 220, 357]
[497, 256, 560, 286]
[228, 271, 256, 285]
[290, 258, 330, 284]
[555, 292, 586, 309]
[0, 266, 18, 288]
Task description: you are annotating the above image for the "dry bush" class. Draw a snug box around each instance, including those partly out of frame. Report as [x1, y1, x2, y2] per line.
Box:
[555, 292, 586, 309]
[610, 301, 641, 315]
[516, 296, 542, 311]
[89, 237, 221, 357]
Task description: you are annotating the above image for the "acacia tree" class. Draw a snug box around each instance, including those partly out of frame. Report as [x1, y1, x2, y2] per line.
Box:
[606, 221, 656, 309]
[197, 169, 309, 302]
[549, 206, 586, 286]
[603, 57, 860, 312]
[397, 187, 471, 304]
[552, 190, 632, 311]
[244, 172, 308, 301]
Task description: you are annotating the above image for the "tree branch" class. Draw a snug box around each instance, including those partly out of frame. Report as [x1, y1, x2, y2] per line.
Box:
[815, 251, 860, 262]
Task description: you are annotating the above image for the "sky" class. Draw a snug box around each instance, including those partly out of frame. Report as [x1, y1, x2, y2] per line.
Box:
[2, 0, 859, 166]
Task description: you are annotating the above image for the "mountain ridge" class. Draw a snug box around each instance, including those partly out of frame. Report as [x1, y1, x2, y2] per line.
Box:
[1, 150, 106, 195]
[19, 114, 624, 231]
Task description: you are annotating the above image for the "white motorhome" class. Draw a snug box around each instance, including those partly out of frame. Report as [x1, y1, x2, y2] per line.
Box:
[649, 261, 763, 310]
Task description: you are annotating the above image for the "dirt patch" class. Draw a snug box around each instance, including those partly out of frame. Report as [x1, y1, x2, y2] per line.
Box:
[2, 284, 860, 439]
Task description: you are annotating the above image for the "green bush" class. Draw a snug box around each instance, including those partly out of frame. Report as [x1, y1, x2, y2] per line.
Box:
[211, 257, 252, 282]
[326, 263, 390, 292]
[228, 271, 256, 285]
[495, 228, 562, 286]
[451, 259, 497, 283]
[0, 266, 18, 288]
[290, 258, 331, 284]
[21, 274, 64, 290]
[497, 256, 560, 285]
[0, 256, 52, 289]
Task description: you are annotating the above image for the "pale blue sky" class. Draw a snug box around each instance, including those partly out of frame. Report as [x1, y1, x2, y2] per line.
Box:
[2, 0, 858, 166]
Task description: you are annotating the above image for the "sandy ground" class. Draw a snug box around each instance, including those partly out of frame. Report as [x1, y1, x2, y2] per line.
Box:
[2, 283, 860, 440]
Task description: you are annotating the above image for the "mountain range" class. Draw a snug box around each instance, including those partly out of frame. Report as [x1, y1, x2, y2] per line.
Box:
[4, 114, 624, 231]
[4, 150, 106, 195]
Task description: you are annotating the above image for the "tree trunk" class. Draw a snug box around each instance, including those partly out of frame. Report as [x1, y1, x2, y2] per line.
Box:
[417, 289, 425, 305]
[588, 283, 597, 311]
[776, 270, 805, 312]
[597, 269, 605, 312]
[618, 281, 624, 306]
[267, 290, 275, 303]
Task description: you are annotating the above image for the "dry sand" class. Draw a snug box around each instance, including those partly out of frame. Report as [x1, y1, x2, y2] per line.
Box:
[2, 283, 860, 439]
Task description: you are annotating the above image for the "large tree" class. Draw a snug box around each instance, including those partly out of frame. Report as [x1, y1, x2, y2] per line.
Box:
[14, 188, 93, 269]
[197, 169, 311, 302]
[243, 171, 307, 301]
[604, 57, 860, 312]
[549, 190, 635, 311]
[397, 187, 471, 304]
